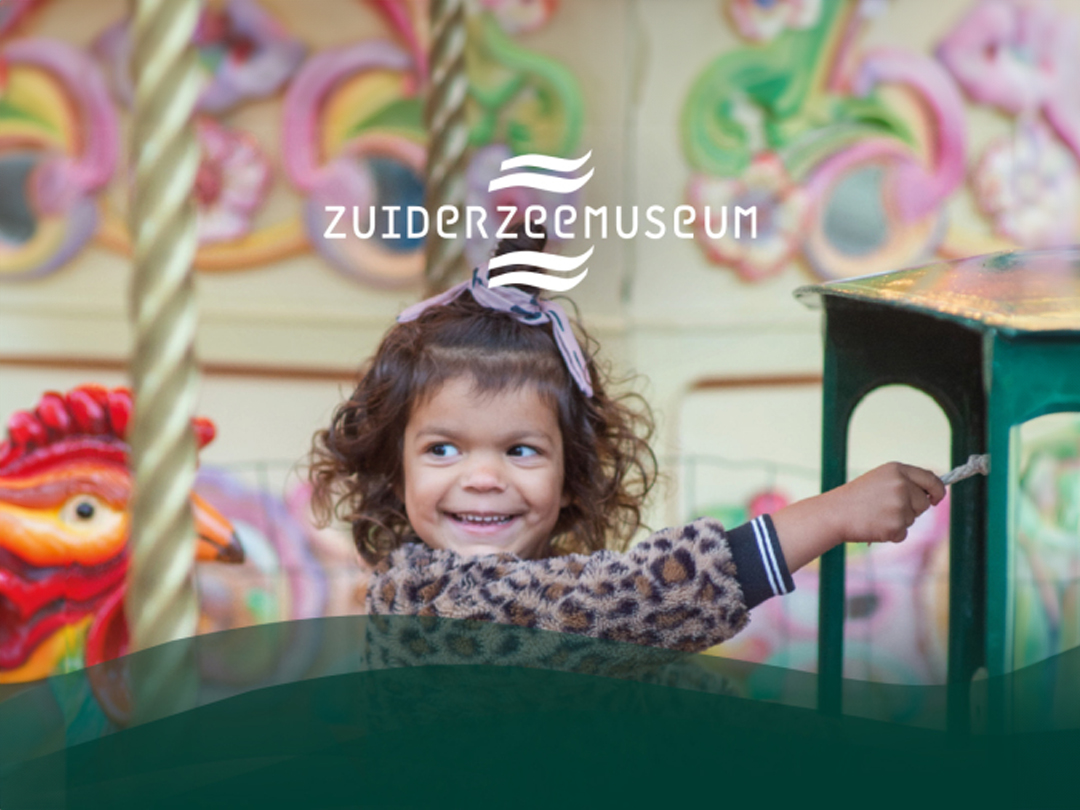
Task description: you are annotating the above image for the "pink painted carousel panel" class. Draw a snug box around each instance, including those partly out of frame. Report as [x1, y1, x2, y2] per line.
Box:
[0, 0, 585, 287]
[680, 0, 1080, 286]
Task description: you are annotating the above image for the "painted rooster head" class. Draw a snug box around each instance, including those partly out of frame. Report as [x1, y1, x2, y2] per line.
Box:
[0, 385, 243, 682]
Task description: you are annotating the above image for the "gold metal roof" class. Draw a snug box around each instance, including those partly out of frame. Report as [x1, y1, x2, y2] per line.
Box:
[795, 249, 1080, 334]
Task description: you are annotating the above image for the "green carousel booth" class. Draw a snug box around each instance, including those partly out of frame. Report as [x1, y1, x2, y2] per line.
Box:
[795, 248, 1080, 733]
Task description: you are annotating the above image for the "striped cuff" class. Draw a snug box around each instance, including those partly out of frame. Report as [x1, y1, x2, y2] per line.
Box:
[726, 514, 795, 610]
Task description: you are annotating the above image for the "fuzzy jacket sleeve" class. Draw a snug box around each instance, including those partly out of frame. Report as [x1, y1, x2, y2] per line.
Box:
[366, 516, 794, 653]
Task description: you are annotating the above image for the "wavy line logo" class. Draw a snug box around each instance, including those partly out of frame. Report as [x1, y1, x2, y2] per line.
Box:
[486, 151, 594, 292]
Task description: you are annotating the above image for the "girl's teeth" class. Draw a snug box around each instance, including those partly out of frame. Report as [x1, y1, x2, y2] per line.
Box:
[455, 514, 512, 524]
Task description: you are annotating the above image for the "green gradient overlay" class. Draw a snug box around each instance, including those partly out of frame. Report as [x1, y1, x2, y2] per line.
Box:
[2, 616, 1079, 808]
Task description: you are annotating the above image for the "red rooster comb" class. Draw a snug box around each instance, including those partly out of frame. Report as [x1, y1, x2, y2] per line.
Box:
[0, 385, 216, 474]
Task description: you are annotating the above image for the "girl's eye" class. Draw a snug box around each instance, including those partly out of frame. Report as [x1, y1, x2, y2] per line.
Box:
[508, 445, 540, 458]
[427, 443, 460, 458]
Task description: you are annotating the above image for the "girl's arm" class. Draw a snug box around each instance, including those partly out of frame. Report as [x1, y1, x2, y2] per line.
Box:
[771, 463, 945, 573]
[367, 462, 944, 653]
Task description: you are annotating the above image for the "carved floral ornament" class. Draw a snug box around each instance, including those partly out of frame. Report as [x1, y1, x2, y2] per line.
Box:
[0, 0, 581, 288]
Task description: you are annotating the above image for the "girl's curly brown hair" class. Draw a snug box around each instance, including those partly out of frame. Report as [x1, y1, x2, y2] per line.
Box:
[309, 233, 657, 565]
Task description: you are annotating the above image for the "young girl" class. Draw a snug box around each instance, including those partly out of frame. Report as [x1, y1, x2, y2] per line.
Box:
[310, 234, 945, 653]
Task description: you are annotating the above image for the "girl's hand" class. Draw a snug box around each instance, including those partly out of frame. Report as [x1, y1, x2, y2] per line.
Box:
[771, 463, 946, 574]
[829, 462, 946, 545]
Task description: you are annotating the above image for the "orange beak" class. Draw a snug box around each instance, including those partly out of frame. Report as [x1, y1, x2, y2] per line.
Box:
[191, 492, 244, 563]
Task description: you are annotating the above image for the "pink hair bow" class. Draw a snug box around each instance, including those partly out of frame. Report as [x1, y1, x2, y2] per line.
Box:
[397, 266, 594, 398]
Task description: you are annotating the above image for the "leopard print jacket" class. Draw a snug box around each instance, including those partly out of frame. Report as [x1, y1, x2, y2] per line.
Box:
[366, 517, 753, 654]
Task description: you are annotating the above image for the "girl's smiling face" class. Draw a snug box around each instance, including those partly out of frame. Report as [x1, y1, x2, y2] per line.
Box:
[402, 376, 568, 558]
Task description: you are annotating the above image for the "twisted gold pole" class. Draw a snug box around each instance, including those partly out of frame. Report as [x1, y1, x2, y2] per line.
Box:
[126, 0, 203, 721]
[424, 0, 470, 293]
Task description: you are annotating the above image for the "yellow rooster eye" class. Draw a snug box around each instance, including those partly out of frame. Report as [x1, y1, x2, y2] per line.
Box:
[59, 495, 113, 528]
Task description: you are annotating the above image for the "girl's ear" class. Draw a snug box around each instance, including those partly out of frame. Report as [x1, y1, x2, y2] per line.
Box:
[560, 489, 571, 508]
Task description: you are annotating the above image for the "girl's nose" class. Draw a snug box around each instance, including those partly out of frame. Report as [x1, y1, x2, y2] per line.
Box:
[460, 455, 507, 492]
